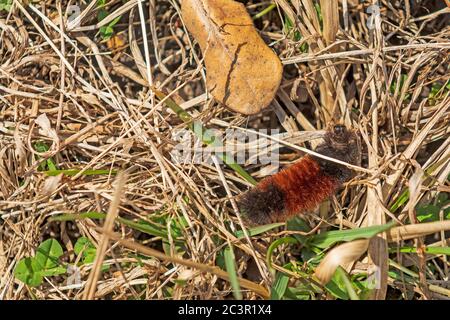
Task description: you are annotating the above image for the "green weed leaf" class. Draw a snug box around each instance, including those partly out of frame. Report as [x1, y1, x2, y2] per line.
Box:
[14, 258, 43, 287]
[35, 239, 64, 270]
[14, 239, 66, 287]
[307, 222, 396, 249]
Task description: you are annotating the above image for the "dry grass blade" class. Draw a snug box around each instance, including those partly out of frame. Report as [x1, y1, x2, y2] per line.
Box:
[387, 221, 450, 242]
[82, 172, 127, 300]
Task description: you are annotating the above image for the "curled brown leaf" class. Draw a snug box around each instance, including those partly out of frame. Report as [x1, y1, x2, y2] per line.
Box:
[315, 239, 369, 285]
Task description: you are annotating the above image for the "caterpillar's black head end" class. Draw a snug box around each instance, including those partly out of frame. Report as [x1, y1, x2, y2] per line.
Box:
[314, 125, 361, 183]
[327, 124, 358, 148]
[333, 124, 346, 135]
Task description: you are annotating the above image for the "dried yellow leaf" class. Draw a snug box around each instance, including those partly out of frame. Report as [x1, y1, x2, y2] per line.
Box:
[181, 0, 283, 115]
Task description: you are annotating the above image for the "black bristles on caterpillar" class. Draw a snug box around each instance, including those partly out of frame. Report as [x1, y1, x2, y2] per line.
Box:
[237, 182, 285, 225]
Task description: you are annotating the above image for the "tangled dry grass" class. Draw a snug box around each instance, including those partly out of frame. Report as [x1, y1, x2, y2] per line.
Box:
[0, 0, 449, 300]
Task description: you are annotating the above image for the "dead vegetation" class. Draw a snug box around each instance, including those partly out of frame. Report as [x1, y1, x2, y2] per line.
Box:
[0, 0, 449, 300]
